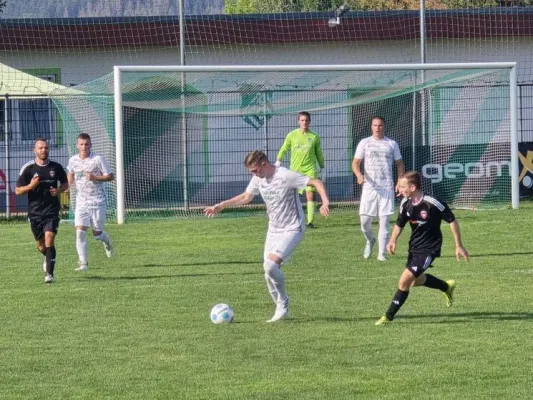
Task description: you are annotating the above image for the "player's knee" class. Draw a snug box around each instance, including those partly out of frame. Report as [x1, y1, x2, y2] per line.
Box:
[36, 243, 46, 254]
[398, 275, 414, 291]
[263, 259, 280, 274]
[44, 232, 55, 247]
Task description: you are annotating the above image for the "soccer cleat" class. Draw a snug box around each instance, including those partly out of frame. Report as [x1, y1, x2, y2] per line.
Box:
[103, 239, 114, 258]
[363, 237, 376, 259]
[444, 280, 456, 307]
[306, 223, 316, 229]
[75, 261, 88, 272]
[267, 297, 289, 323]
[44, 274, 54, 284]
[377, 254, 387, 262]
[375, 315, 391, 325]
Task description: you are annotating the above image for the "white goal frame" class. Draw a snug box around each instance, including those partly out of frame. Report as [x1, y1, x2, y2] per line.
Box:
[113, 62, 519, 224]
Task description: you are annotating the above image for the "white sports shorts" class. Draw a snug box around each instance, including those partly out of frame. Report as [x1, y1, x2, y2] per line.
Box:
[264, 227, 304, 262]
[75, 206, 107, 231]
[359, 189, 395, 217]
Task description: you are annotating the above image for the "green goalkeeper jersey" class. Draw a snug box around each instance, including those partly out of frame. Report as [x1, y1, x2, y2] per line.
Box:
[277, 129, 324, 177]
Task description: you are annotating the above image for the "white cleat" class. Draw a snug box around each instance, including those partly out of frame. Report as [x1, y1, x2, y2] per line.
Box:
[103, 240, 114, 258]
[377, 254, 387, 262]
[44, 274, 54, 284]
[75, 262, 88, 272]
[267, 297, 289, 323]
[363, 238, 376, 259]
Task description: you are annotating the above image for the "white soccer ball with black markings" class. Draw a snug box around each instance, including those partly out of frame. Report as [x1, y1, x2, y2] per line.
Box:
[210, 303, 234, 324]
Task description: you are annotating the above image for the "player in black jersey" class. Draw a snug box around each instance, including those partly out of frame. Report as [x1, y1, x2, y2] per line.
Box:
[375, 171, 469, 325]
[16, 138, 68, 283]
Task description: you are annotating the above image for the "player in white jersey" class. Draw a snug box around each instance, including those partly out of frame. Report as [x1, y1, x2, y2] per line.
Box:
[204, 151, 330, 322]
[67, 133, 115, 271]
[352, 116, 405, 261]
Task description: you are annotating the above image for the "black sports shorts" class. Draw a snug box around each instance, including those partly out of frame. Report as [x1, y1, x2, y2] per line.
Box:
[406, 252, 435, 278]
[29, 216, 60, 241]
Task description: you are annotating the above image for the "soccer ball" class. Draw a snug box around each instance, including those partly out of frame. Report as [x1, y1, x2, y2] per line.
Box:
[210, 303, 234, 324]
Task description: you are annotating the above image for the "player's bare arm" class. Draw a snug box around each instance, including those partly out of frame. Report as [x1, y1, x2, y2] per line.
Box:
[15, 175, 40, 195]
[386, 225, 404, 255]
[449, 220, 469, 261]
[67, 172, 75, 189]
[395, 159, 405, 194]
[204, 192, 255, 217]
[351, 158, 365, 184]
[307, 179, 330, 217]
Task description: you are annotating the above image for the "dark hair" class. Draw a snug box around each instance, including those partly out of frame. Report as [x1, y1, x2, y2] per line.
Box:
[34, 137, 48, 143]
[370, 115, 385, 125]
[77, 133, 91, 141]
[400, 171, 421, 189]
[298, 111, 311, 121]
[244, 151, 269, 167]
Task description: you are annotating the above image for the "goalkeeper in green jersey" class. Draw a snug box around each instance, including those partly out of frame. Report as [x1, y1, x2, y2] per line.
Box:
[276, 111, 325, 228]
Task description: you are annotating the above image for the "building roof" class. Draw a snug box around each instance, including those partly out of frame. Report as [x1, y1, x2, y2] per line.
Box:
[1, 9, 533, 51]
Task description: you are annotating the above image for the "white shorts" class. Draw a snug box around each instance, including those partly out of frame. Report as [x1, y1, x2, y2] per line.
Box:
[359, 189, 395, 217]
[264, 228, 304, 262]
[75, 206, 107, 231]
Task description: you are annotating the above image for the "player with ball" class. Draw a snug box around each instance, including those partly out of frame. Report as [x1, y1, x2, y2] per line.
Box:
[205, 151, 330, 322]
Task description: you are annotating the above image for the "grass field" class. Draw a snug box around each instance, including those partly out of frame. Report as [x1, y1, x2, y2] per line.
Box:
[1, 206, 533, 399]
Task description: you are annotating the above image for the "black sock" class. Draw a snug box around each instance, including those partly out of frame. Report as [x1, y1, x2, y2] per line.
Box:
[385, 289, 409, 321]
[423, 274, 448, 292]
[45, 246, 56, 276]
[40, 249, 46, 256]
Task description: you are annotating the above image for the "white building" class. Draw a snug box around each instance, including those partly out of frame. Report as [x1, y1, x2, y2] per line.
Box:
[1, 9, 531, 213]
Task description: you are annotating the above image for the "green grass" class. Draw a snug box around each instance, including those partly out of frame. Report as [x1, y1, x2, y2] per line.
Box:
[1, 206, 533, 399]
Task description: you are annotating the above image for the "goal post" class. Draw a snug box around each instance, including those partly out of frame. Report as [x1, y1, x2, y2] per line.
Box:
[54, 62, 519, 223]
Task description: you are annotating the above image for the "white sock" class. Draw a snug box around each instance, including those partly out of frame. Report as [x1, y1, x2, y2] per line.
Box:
[378, 215, 391, 256]
[264, 274, 279, 305]
[76, 229, 88, 264]
[263, 259, 287, 303]
[360, 215, 374, 243]
[94, 231, 110, 246]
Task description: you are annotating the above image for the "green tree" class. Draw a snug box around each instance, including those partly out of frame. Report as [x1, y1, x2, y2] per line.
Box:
[225, 0, 258, 14]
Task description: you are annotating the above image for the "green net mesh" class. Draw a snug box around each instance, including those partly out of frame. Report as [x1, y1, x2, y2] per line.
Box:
[50, 66, 513, 221]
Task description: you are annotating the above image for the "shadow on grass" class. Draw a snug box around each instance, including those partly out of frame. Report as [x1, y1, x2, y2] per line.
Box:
[81, 270, 260, 281]
[290, 312, 533, 324]
[438, 251, 533, 259]
[397, 312, 533, 323]
[142, 261, 260, 267]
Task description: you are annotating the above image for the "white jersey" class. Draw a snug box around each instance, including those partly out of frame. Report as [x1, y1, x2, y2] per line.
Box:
[246, 166, 309, 231]
[354, 136, 402, 192]
[67, 152, 112, 208]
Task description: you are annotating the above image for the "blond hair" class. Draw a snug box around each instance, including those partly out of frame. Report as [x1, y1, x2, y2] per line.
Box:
[244, 151, 269, 168]
[400, 171, 421, 189]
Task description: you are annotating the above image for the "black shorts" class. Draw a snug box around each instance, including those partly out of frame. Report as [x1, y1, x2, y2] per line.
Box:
[29, 216, 60, 241]
[406, 252, 435, 278]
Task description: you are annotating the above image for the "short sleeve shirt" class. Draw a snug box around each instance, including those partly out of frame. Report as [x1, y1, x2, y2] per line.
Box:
[396, 194, 456, 257]
[17, 160, 68, 218]
[67, 152, 112, 208]
[246, 167, 309, 231]
[354, 136, 402, 191]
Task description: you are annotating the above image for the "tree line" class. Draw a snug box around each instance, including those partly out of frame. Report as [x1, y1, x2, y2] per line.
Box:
[0, 0, 530, 18]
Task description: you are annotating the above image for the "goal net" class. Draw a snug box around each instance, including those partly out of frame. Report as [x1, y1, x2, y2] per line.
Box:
[50, 63, 518, 223]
